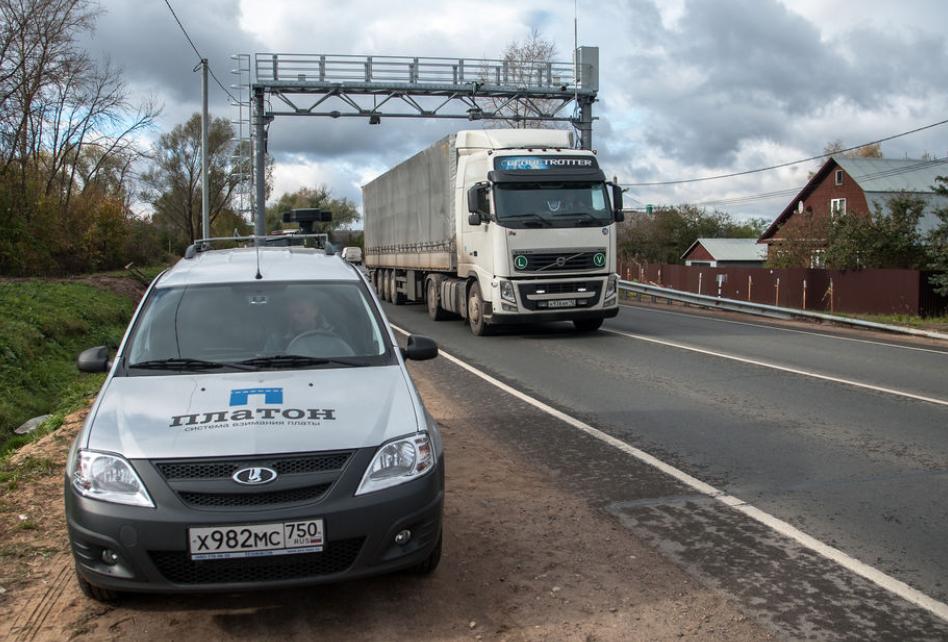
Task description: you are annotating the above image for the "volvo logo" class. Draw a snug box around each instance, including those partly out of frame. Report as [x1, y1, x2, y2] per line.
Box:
[232, 466, 277, 485]
[554, 256, 567, 268]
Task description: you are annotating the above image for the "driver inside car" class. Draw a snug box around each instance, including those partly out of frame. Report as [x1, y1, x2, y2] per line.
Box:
[264, 297, 334, 354]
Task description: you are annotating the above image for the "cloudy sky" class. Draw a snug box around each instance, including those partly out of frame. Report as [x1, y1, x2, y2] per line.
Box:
[82, 0, 948, 223]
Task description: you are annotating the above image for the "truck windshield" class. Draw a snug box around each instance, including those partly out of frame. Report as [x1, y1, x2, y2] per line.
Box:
[123, 281, 390, 373]
[493, 182, 613, 229]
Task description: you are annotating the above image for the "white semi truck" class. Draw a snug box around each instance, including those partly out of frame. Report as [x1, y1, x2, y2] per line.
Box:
[363, 129, 624, 335]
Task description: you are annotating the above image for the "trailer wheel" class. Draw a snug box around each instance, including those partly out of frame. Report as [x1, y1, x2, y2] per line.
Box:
[380, 270, 391, 302]
[467, 282, 491, 336]
[426, 279, 449, 321]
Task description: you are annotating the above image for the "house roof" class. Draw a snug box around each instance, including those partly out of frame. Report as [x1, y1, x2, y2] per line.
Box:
[681, 238, 768, 262]
[759, 156, 948, 241]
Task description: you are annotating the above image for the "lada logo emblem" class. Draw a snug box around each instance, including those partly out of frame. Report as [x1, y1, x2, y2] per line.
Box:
[233, 467, 277, 485]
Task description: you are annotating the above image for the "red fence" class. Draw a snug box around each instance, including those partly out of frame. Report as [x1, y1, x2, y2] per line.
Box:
[617, 262, 948, 317]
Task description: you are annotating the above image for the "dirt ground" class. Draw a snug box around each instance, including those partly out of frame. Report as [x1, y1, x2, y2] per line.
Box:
[0, 369, 772, 641]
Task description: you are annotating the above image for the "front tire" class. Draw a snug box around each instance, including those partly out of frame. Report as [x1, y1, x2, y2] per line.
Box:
[573, 318, 604, 332]
[410, 532, 442, 575]
[426, 279, 449, 321]
[467, 282, 491, 336]
[75, 566, 121, 604]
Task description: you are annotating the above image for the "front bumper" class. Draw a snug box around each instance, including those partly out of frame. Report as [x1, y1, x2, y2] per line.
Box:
[488, 307, 618, 325]
[487, 274, 618, 324]
[66, 449, 444, 594]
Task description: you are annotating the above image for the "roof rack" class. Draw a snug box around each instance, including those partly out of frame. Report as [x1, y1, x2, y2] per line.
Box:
[183, 233, 332, 259]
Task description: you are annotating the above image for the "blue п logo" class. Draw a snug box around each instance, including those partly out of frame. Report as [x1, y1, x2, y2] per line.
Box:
[229, 388, 283, 406]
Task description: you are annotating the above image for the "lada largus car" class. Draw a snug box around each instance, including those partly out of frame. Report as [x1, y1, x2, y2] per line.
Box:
[65, 243, 443, 601]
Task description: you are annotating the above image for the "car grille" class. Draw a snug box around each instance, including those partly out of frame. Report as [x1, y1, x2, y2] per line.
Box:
[152, 451, 353, 510]
[156, 453, 351, 480]
[149, 537, 365, 584]
[517, 281, 603, 311]
[178, 483, 332, 507]
[512, 249, 605, 272]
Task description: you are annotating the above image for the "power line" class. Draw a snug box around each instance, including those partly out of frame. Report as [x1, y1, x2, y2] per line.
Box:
[674, 157, 948, 209]
[622, 117, 948, 187]
[162, 0, 239, 104]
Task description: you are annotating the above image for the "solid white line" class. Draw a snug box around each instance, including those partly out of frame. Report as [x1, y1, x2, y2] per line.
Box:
[390, 323, 948, 623]
[620, 303, 948, 356]
[602, 328, 948, 408]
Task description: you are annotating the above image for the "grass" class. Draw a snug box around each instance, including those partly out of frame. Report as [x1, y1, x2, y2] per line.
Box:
[98, 263, 169, 282]
[836, 312, 948, 332]
[0, 280, 134, 455]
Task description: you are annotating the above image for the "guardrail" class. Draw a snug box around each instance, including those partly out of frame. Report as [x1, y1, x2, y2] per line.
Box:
[618, 280, 948, 342]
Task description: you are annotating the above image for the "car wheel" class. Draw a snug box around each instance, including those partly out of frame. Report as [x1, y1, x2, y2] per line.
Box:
[573, 318, 603, 332]
[467, 282, 491, 336]
[410, 532, 442, 575]
[75, 566, 121, 604]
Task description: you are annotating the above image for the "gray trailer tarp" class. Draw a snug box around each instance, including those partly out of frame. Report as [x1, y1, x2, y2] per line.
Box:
[363, 134, 457, 272]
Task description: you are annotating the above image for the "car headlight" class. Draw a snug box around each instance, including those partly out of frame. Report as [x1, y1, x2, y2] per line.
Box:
[499, 280, 516, 303]
[604, 275, 617, 299]
[71, 450, 155, 508]
[356, 433, 434, 495]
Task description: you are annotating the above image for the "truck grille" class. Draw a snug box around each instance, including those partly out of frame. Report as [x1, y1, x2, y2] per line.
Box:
[512, 249, 606, 272]
[149, 537, 364, 584]
[517, 281, 603, 311]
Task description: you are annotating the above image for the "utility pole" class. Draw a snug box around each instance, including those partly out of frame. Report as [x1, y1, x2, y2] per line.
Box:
[253, 87, 267, 243]
[200, 58, 210, 240]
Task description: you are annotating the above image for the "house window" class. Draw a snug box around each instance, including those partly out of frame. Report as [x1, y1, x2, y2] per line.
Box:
[830, 197, 846, 218]
[835, 169, 844, 185]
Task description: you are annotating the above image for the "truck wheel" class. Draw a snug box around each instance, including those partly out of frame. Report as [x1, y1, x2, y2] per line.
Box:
[426, 279, 449, 321]
[75, 566, 121, 604]
[573, 318, 603, 332]
[382, 270, 393, 303]
[373, 270, 383, 297]
[467, 282, 491, 336]
[392, 272, 405, 305]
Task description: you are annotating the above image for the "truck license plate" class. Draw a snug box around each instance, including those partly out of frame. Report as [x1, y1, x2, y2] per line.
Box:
[546, 299, 576, 309]
[189, 519, 324, 560]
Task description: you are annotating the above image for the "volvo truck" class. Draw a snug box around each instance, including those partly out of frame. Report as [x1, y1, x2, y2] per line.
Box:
[363, 129, 623, 335]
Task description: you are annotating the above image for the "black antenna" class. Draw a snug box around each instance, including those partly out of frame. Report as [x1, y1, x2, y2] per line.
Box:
[255, 239, 263, 279]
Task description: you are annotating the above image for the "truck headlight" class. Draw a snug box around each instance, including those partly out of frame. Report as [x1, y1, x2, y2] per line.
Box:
[605, 275, 617, 299]
[356, 433, 434, 495]
[499, 280, 516, 303]
[71, 450, 154, 508]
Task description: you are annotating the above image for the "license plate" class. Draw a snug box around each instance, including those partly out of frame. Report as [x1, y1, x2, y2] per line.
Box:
[546, 299, 576, 309]
[189, 519, 324, 560]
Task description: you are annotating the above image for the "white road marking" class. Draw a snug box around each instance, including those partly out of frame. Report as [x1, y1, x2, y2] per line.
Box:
[390, 323, 948, 623]
[602, 328, 948, 408]
[619, 303, 948, 356]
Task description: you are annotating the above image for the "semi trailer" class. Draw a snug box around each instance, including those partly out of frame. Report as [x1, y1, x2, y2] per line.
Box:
[363, 129, 624, 335]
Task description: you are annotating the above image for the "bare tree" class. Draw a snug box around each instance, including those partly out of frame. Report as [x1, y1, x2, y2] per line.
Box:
[489, 29, 564, 129]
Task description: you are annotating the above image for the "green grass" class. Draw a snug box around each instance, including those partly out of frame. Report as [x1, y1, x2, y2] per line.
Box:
[836, 312, 948, 331]
[98, 263, 169, 282]
[0, 280, 134, 454]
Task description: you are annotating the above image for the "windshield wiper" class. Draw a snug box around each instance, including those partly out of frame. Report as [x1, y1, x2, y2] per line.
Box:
[129, 358, 240, 371]
[237, 354, 367, 369]
[553, 211, 602, 225]
[500, 213, 553, 227]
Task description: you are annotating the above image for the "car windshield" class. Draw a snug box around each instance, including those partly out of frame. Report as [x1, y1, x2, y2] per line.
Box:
[493, 182, 613, 229]
[124, 281, 389, 373]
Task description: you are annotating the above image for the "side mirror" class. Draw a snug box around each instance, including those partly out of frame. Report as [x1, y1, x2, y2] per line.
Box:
[77, 345, 110, 373]
[401, 335, 439, 361]
[611, 183, 624, 219]
[468, 212, 481, 226]
[467, 182, 490, 225]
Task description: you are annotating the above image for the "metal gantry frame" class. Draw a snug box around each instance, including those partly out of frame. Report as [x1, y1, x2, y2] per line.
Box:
[238, 49, 600, 238]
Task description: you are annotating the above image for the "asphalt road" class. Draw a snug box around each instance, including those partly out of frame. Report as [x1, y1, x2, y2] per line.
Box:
[382, 300, 948, 621]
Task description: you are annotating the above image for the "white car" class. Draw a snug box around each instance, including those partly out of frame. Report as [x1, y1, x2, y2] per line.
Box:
[66, 243, 443, 601]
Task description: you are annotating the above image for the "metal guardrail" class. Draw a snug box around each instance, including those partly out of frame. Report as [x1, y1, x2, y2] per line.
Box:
[255, 53, 585, 91]
[618, 280, 948, 342]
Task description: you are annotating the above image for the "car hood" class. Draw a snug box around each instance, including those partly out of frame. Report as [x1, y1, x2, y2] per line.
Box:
[86, 366, 418, 459]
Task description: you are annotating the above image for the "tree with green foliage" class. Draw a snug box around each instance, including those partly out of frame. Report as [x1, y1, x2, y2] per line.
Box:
[617, 205, 766, 264]
[928, 176, 948, 295]
[140, 114, 245, 246]
[766, 207, 828, 268]
[265, 185, 360, 233]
